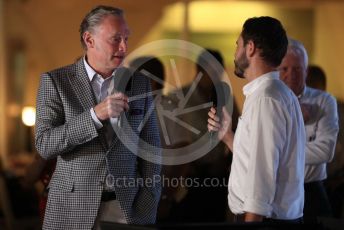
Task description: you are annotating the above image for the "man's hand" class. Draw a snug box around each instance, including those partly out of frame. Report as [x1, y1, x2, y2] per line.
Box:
[207, 107, 234, 151]
[94, 92, 129, 121]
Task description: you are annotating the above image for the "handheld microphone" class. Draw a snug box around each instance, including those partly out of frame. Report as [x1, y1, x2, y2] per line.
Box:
[210, 81, 230, 121]
[209, 81, 230, 142]
[111, 67, 133, 94]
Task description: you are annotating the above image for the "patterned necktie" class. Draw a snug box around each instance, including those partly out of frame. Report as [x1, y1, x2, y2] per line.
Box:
[99, 76, 115, 146]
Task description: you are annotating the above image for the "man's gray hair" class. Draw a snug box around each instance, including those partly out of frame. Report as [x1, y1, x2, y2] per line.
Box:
[79, 5, 124, 49]
[288, 38, 309, 68]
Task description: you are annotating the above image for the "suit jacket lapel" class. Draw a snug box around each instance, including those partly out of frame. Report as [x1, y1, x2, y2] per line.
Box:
[69, 59, 97, 110]
[69, 59, 108, 150]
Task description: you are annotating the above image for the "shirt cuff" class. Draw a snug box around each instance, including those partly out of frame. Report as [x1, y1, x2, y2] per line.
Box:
[90, 108, 103, 129]
[243, 198, 272, 217]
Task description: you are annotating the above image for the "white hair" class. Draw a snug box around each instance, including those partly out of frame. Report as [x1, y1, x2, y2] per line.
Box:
[287, 38, 308, 68]
[79, 6, 124, 50]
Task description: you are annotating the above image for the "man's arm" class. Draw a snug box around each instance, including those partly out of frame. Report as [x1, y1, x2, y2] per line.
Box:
[243, 98, 287, 220]
[35, 73, 99, 160]
[305, 95, 339, 165]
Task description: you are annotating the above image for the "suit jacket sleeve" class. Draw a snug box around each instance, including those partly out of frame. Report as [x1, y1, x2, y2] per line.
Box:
[35, 73, 99, 160]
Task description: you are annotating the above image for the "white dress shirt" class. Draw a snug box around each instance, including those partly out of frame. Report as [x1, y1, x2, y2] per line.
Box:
[228, 71, 305, 220]
[83, 57, 118, 131]
[299, 86, 339, 183]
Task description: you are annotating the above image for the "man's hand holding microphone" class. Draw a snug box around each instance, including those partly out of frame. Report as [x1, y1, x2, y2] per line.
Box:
[208, 81, 234, 151]
[207, 106, 234, 152]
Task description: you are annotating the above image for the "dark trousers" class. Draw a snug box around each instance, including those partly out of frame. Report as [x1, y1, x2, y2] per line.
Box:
[304, 180, 333, 223]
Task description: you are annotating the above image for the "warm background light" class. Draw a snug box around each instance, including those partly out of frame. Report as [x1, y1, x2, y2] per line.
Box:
[189, 1, 274, 32]
[21, 106, 36, 127]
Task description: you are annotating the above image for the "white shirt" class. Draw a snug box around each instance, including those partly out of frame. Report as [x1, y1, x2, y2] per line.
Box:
[228, 71, 305, 220]
[83, 57, 118, 130]
[299, 86, 339, 183]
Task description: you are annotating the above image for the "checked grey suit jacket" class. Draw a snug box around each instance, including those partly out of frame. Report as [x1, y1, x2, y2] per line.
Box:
[35, 59, 162, 230]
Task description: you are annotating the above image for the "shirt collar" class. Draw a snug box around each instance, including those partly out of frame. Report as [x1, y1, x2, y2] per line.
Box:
[83, 56, 97, 82]
[83, 56, 117, 81]
[243, 71, 279, 96]
[297, 86, 307, 99]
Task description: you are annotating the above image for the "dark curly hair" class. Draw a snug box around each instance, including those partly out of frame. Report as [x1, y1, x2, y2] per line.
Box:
[242, 16, 288, 67]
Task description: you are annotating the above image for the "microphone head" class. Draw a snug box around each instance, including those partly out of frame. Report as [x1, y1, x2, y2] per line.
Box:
[210, 81, 230, 120]
[113, 67, 133, 93]
[211, 81, 230, 107]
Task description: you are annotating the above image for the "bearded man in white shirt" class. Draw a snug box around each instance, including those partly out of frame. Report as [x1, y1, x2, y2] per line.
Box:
[207, 17, 306, 223]
[279, 38, 339, 223]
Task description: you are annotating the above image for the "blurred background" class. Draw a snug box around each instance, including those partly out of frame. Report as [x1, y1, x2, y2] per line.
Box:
[1, 0, 344, 229]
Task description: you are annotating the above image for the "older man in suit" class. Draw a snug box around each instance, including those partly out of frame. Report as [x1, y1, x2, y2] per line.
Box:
[35, 5, 161, 230]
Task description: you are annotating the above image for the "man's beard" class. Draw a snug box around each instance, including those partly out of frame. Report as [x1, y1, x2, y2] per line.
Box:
[234, 52, 249, 79]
